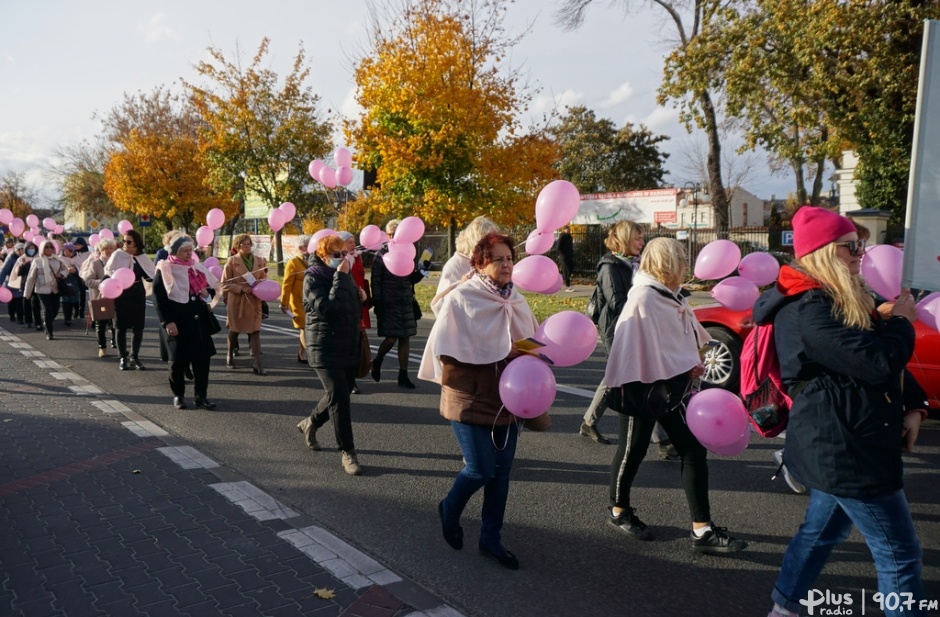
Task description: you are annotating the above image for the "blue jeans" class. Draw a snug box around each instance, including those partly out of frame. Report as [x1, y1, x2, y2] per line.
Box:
[441, 421, 518, 549]
[772, 489, 925, 616]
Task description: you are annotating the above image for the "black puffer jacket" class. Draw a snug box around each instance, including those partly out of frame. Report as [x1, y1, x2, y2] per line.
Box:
[753, 269, 915, 498]
[303, 257, 362, 369]
[370, 248, 424, 338]
[594, 253, 635, 352]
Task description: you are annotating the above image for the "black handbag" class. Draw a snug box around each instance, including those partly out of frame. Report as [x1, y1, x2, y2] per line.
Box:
[603, 372, 692, 419]
[205, 306, 222, 335]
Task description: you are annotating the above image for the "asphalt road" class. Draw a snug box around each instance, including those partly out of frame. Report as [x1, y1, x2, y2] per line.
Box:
[18, 289, 940, 617]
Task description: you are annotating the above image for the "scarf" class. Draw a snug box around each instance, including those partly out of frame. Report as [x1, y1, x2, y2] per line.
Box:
[476, 270, 514, 298]
[168, 255, 209, 296]
[158, 258, 218, 304]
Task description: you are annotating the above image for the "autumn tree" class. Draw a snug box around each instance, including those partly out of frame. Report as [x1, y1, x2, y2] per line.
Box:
[0, 171, 39, 220]
[556, 0, 732, 227]
[183, 38, 334, 272]
[100, 87, 236, 231]
[52, 140, 119, 221]
[346, 0, 559, 251]
[549, 105, 669, 193]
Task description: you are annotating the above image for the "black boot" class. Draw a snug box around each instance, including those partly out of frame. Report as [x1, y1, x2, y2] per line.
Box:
[398, 369, 415, 389]
[371, 355, 384, 382]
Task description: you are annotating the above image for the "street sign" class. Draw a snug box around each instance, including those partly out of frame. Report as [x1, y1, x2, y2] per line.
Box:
[782, 231, 794, 246]
[88, 219, 100, 230]
[138, 214, 152, 227]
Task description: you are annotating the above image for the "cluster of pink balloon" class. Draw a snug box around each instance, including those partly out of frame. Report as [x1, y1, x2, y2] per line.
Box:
[0, 210, 65, 243]
[87, 228, 115, 248]
[694, 240, 781, 311]
[498, 311, 599, 419]
[916, 292, 940, 331]
[98, 267, 137, 300]
[685, 388, 751, 456]
[355, 217, 426, 277]
[513, 180, 582, 294]
[309, 148, 355, 189]
[191, 207, 228, 248]
[267, 202, 296, 234]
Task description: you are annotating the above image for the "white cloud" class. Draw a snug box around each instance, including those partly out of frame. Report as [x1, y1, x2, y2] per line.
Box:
[530, 89, 584, 118]
[641, 106, 680, 132]
[139, 13, 181, 43]
[600, 82, 634, 108]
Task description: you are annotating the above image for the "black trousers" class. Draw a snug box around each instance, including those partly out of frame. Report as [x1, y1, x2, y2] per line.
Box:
[310, 366, 357, 451]
[94, 319, 115, 348]
[609, 407, 711, 523]
[28, 295, 41, 327]
[36, 293, 60, 334]
[169, 356, 210, 399]
[561, 256, 574, 287]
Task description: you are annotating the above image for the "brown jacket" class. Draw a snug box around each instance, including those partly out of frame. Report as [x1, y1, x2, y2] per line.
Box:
[439, 355, 515, 426]
[221, 254, 268, 333]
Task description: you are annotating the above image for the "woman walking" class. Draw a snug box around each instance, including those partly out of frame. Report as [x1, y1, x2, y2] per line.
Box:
[105, 229, 155, 370]
[153, 235, 219, 410]
[339, 230, 370, 394]
[280, 235, 311, 363]
[23, 240, 68, 340]
[0, 242, 26, 325]
[221, 233, 268, 374]
[80, 238, 118, 357]
[296, 235, 363, 475]
[762, 207, 926, 617]
[419, 232, 539, 570]
[58, 242, 82, 327]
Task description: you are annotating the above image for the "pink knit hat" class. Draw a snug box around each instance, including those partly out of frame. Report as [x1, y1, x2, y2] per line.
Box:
[792, 206, 857, 259]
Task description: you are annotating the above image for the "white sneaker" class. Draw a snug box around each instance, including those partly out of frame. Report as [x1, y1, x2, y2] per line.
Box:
[768, 603, 799, 617]
[773, 449, 807, 494]
[564, 287, 574, 292]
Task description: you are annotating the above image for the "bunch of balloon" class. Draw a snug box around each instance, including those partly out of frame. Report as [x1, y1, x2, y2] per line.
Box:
[512, 180, 581, 294]
[694, 239, 779, 312]
[384, 216, 426, 276]
[308, 147, 355, 190]
[266, 202, 295, 234]
[99, 266, 137, 300]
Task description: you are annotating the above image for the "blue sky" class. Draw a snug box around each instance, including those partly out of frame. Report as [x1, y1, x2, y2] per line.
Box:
[0, 0, 796, 207]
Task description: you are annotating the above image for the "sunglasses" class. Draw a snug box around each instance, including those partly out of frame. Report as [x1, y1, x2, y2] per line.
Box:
[123, 239, 135, 244]
[330, 250, 349, 259]
[835, 239, 866, 256]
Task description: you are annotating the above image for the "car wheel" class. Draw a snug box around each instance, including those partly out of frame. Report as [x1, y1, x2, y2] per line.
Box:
[702, 327, 742, 392]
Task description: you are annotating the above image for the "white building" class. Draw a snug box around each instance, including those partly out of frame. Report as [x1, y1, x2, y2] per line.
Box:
[573, 186, 766, 228]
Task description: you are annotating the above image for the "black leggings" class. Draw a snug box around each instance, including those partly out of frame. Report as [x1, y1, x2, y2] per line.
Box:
[609, 407, 711, 523]
[117, 327, 143, 359]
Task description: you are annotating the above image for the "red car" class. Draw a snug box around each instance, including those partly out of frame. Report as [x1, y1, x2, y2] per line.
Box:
[694, 303, 940, 409]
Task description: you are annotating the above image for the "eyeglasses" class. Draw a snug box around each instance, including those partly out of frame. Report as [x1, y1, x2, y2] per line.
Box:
[488, 256, 514, 265]
[239, 241, 252, 247]
[330, 250, 349, 259]
[123, 239, 135, 245]
[835, 239, 866, 256]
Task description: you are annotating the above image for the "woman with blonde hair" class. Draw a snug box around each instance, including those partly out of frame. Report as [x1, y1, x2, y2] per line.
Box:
[296, 234, 364, 475]
[221, 233, 268, 374]
[603, 237, 746, 554]
[760, 207, 925, 617]
[431, 216, 499, 316]
[580, 220, 644, 444]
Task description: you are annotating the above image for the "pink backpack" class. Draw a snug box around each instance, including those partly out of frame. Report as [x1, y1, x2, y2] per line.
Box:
[739, 322, 792, 438]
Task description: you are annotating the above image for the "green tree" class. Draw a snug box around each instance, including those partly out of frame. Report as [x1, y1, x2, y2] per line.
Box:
[346, 0, 559, 252]
[550, 105, 669, 193]
[556, 0, 732, 227]
[0, 171, 39, 221]
[183, 38, 334, 273]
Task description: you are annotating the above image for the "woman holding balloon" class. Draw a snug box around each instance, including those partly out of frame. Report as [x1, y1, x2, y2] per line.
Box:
[220, 233, 268, 374]
[106, 229, 155, 370]
[757, 207, 926, 617]
[603, 238, 747, 554]
[23, 240, 69, 340]
[418, 232, 539, 570]
[80, 238, 118, 356]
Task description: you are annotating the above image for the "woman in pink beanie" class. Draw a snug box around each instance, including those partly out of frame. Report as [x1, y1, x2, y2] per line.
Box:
[755, 207, 926, 617]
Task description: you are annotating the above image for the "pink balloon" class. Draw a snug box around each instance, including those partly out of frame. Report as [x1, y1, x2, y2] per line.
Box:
[267, 209, 285, 233]
[535, 310, 599, 367]
[710, 276, 760, 311]
[99, 278, 123, 300]
[360, 225, 384, 250]
[860, 244, 903, 300]
[498, 355, 556, 418]
[737, 252, 780, 286]
[88, 233, 100, 247]
[278, 202, 296, 221]
[99, 228, 114, 240]
[42, 217, 56, 231]
[209, 265, 223, 279]
[383, 249, 416, 277]
[54, 225, 64, 235]
[309, 229, 338, 252]
[334, 147, 352, 168]
[512, 255, 558, 293]
[23, 230, 35, 243]
[916, 292, 940, 331]
[111, 267, 135, 290]
[117, 219, 133, 235]
[394, 216, 425, 244]
[0, 287, 12, 303]
[203, 256, 220, 269]
[388, 241, 416, 261]
[206, 208, 226, 230]
[525, 229, 555, 255]
[195, 225, 214, 247]
[308, 159, 325, 180]
[694, 240, 742, 280]
[251, 279, 281, 302]
[336, 166, 353, 186]
[707, 428, 750, 457]
[319, 166, 337, 188]
[542, 273, 564, 295]
[686, 389, 749, 448]
[9, 219, 24, 237]
[535, 180, 581, 232]
[25, 214, 39, 228]
[0, 208, 12, 224]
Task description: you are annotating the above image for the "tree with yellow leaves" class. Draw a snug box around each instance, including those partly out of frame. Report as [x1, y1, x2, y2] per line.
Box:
[346, 0, 558, 251]
[101, 87, 235, 231]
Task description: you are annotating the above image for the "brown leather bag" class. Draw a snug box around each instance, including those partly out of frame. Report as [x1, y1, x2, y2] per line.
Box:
[357, 331, 372, 378]
[89, 298, 115, 321]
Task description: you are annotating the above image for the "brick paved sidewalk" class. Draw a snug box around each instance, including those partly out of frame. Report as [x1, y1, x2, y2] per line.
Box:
[0, 326, 461, 617]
